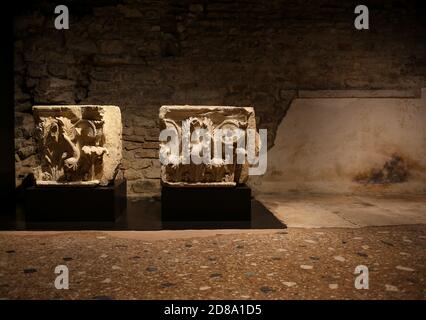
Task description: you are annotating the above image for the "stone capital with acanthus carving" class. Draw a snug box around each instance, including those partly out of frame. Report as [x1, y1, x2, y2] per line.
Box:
[159, 105, 260, 187]
[33, 105, 122, 186]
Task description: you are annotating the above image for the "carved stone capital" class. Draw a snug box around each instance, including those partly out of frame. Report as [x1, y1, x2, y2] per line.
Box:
[33, 105, 122, 186]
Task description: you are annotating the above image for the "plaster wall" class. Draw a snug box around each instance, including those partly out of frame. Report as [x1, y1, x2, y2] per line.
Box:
[255, 90, 426, 195]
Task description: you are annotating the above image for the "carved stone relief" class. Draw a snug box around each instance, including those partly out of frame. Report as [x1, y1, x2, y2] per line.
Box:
[33, 105, 122, 186]
[159, 105, 259, 187]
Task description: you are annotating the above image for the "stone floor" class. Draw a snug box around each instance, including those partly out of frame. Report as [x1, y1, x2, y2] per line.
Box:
[259, 193, 426, 228]
[0, 194, 425, 300]
[0, 225, 425, 300]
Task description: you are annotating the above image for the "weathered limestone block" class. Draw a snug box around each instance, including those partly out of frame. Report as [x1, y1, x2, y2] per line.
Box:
[159, 105, 258, 187]
[33, 105, 122, 186]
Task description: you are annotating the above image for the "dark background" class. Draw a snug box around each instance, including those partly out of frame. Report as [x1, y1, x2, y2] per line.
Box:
[1, 10, 14, 215]
[7, 0, 426, 200]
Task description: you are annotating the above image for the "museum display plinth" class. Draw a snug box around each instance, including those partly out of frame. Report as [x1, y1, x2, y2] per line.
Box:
[161, 184, 251, 222]
[24, 179, 127, 221]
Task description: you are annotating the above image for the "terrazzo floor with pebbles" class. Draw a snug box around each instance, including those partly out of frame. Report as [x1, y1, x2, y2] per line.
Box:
[0, 225, 425, 300]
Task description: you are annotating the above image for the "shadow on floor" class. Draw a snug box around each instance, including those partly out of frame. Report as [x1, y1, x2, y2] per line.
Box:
[0, 199, 286, 231]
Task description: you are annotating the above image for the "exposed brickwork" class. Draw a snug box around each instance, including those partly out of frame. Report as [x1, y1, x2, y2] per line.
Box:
[14, 0, 426, 196]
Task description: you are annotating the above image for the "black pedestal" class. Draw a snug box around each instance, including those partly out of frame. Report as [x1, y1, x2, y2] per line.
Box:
[25, 179, 127, 221]
[161, 184, 251, 222]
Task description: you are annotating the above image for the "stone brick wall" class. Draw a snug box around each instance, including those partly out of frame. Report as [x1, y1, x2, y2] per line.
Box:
[14, 0, 426, 196]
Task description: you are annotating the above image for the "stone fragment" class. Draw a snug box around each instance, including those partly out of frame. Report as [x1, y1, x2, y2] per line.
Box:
[334, 255, 346, 262]
[32, 105, 122, 186]
[146, 266, 157, 272]
[282, 282, 297, 287]
[304, 239, 317, 244]
[159, 105, 260, 187]
[210, 273, 222, 278]
[160, 282, 175, 288]
[357, 252, 368, 258]
[23, 268, 37, 274]
[396, 265, 415, 272]
[260, 286, 274, 294]
[385, 284, 399, 292]
[300, 265, 313, 270]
